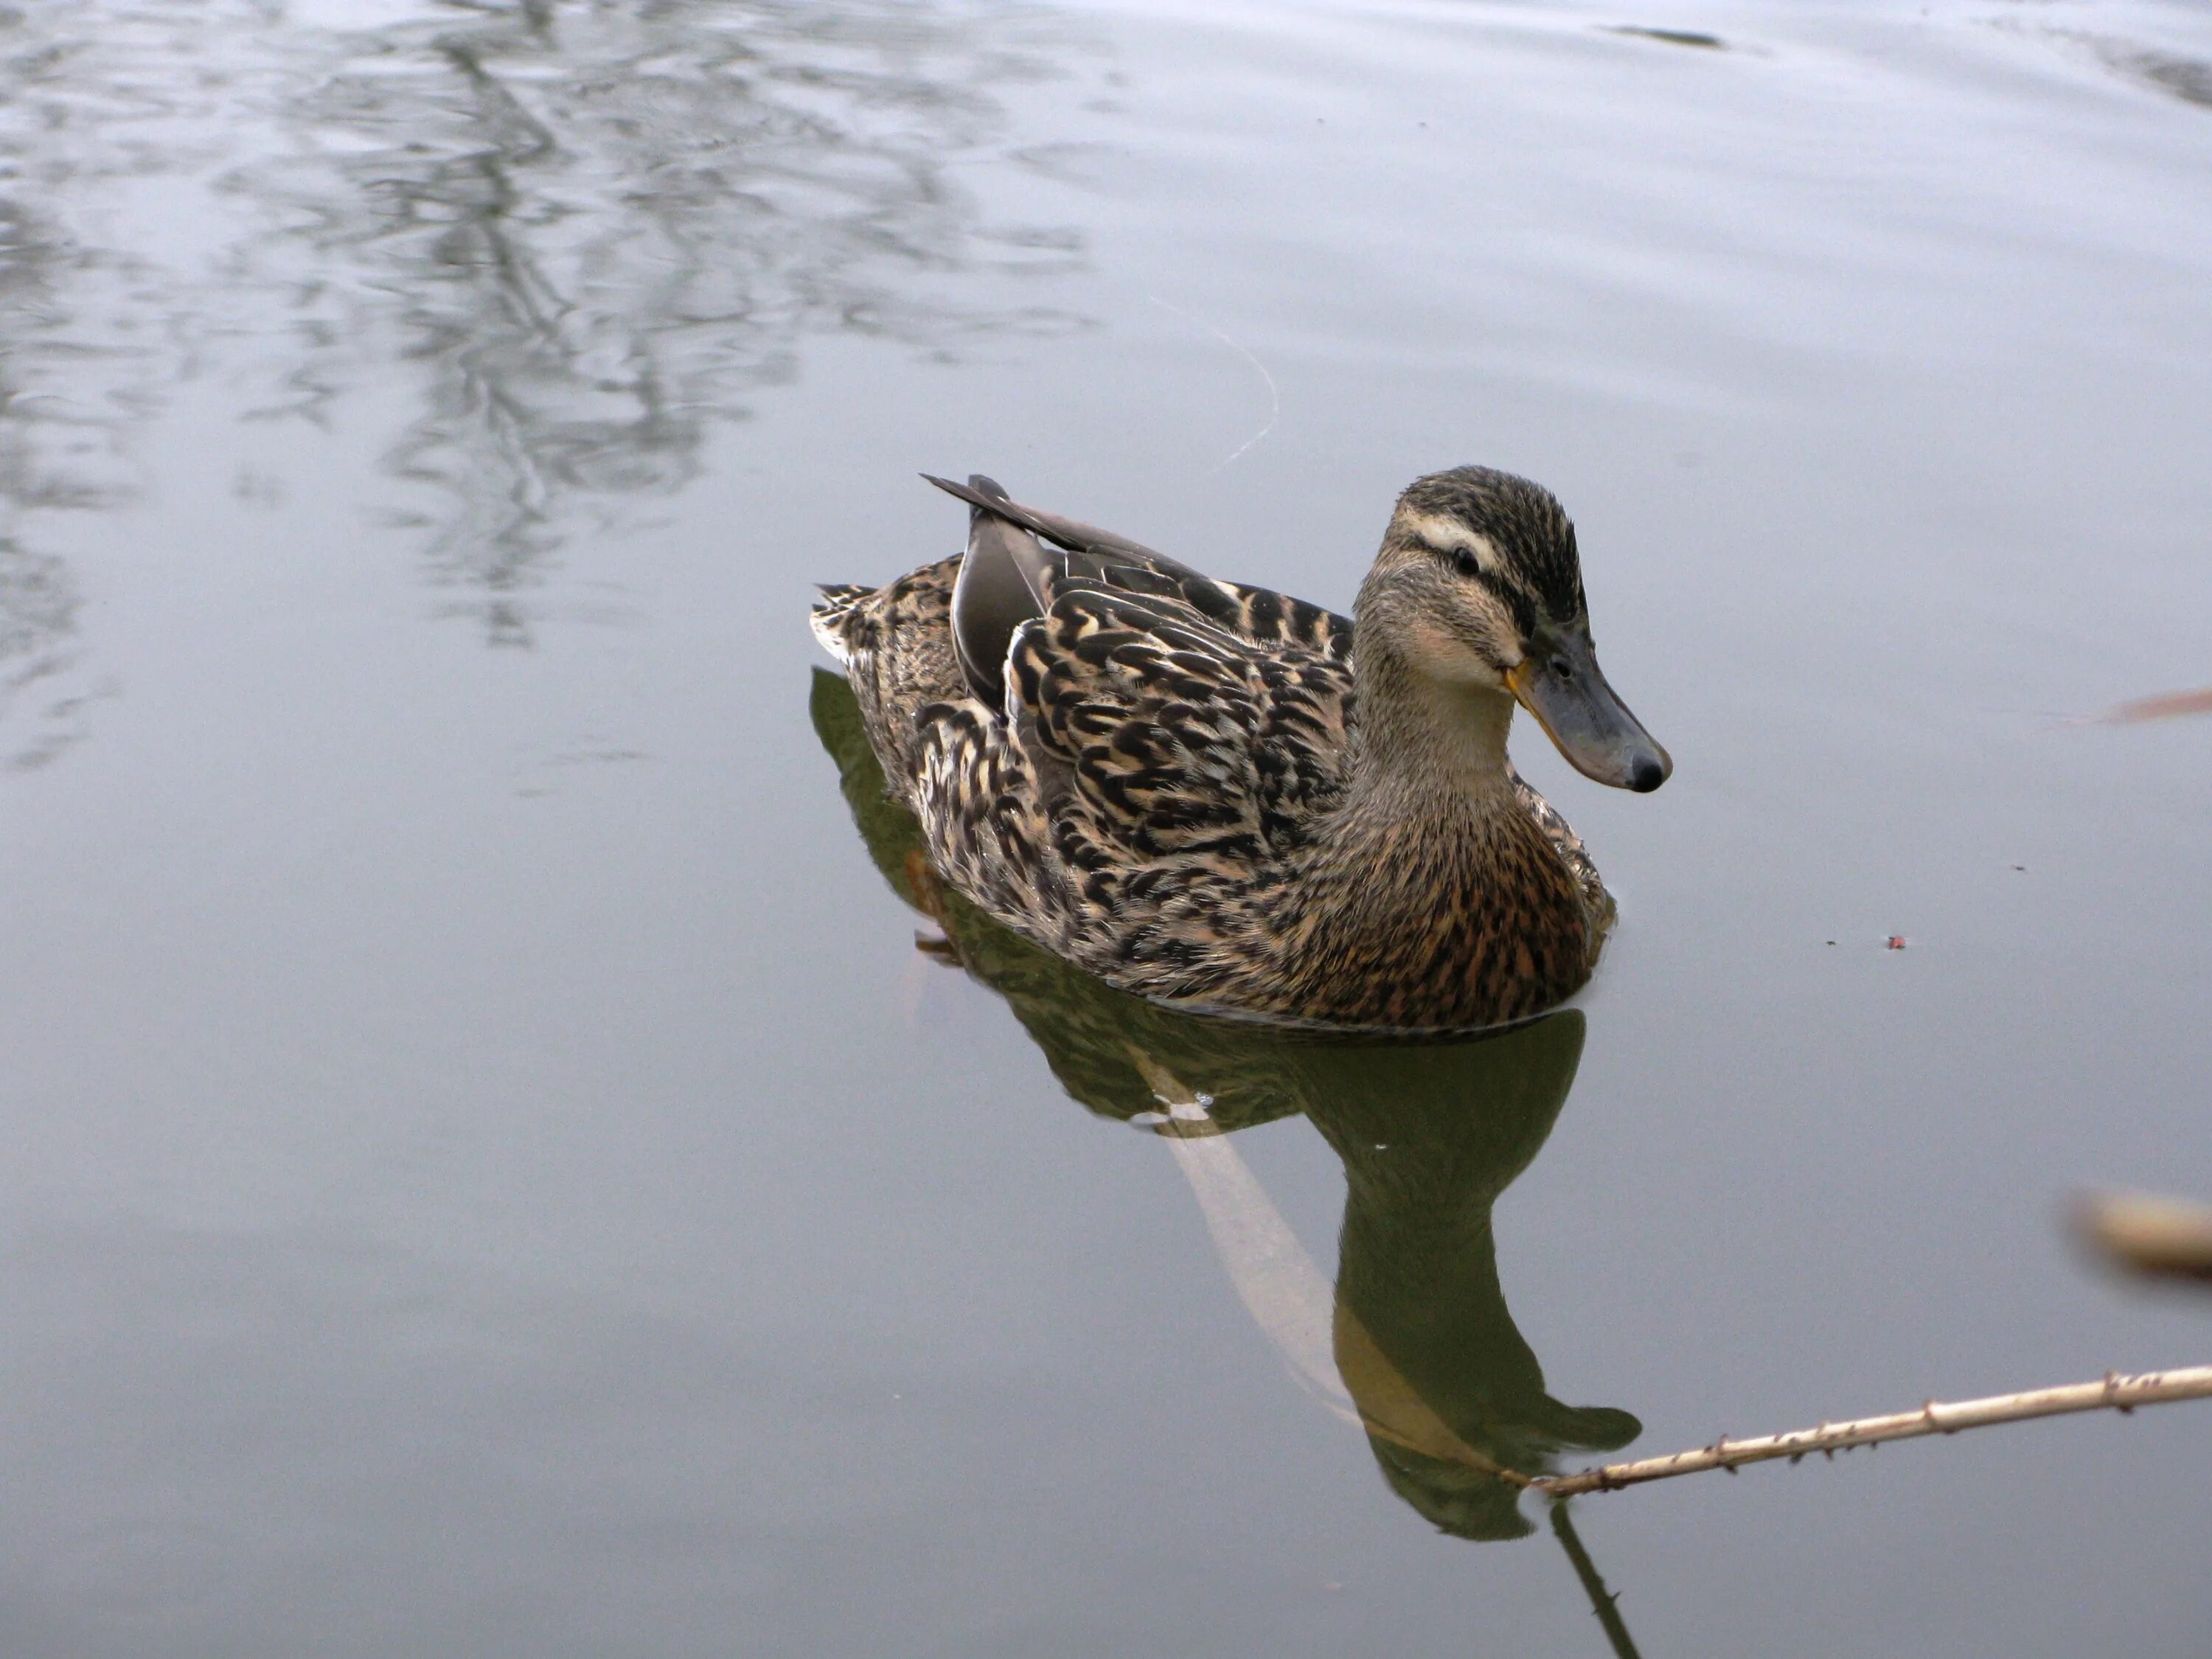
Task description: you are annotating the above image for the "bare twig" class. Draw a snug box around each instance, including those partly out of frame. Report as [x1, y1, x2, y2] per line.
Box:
[1147, 296, 1280, 472]
[2076, 1192, 2212, 1286]
[1551, 1503, 1644, 1659]
[1537, 1365, 2212, 1498]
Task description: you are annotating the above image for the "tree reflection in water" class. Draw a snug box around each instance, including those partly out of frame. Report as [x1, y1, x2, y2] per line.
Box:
[0, 142, 150, 767]
[811, 667, 1644, 1548]
[0, 1, 1094, 760]
[0, 194, 89, 771]
[229, 0, 1094, 643]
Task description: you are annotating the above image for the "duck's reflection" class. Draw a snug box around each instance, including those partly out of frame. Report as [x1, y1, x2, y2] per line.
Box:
[813, 667, 1638, 1542]
[1317, 1032, 1640, 1538]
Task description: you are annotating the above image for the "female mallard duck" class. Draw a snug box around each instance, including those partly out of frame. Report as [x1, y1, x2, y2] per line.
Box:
[810, 467, 1669, 1031]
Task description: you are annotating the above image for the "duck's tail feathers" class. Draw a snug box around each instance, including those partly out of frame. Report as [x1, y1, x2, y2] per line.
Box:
[810, 582, 874, 664]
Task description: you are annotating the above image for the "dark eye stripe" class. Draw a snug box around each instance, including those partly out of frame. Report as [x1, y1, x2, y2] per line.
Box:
[1429, 549, 1539, 636]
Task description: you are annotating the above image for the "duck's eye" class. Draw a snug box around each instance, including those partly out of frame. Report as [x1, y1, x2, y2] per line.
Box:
[1450, 548, 1482, 579]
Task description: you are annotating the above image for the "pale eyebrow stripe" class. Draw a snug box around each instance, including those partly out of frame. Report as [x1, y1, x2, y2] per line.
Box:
[1399, 511, 1500, 572]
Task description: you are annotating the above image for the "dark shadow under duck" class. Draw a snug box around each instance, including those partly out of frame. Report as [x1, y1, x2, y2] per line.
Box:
[813, 668, 1640, 1541]
[811, 469, 1669, 1031]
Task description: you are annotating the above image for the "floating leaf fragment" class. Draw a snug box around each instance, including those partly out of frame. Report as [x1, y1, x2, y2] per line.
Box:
[2076, 1192, 2212, 1287]
[2099, 686, 2212, 724]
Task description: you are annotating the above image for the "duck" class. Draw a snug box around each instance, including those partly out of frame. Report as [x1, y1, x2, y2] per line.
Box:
[810, 467, 1670, 1031]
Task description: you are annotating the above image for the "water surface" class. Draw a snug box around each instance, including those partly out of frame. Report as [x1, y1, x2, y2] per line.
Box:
[4, 1, 2211, 1654]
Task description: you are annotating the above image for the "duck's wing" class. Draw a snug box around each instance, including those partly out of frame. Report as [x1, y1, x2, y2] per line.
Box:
[926, 474, 1354, 706]
[1510, 768, 1615, 961]
[945, 476, 1057, 706]
[913, 576, 1352, 971]
[1006, 581, 1353, 862]
[913, 473, 1356, 963]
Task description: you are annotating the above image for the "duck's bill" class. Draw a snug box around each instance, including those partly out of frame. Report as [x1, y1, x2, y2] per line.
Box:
[1507, 632, 1672, 793]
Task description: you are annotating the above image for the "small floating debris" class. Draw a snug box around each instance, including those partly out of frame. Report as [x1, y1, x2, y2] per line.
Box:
[1886, 936, 1907, 950]
[1606, 25, 1727, 50]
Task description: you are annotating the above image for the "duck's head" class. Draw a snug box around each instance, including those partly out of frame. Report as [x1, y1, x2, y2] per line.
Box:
[1359, 466, 1672, 793]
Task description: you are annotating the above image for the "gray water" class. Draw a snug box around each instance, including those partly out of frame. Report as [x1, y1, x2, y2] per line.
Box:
[4, 1, 2211, 1654]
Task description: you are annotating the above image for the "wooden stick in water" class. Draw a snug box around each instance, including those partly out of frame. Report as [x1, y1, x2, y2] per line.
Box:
[1537, 1365, 2212, 1498]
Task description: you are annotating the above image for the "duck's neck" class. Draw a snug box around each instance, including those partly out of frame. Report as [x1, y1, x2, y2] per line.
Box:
[1343, 636, 1521, 816]
[1276, 634, 1588, 1028]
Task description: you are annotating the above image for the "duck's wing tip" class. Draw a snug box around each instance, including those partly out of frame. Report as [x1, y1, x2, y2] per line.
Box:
[920, 470, 1175, 566]
[922, 471, 1017, 519]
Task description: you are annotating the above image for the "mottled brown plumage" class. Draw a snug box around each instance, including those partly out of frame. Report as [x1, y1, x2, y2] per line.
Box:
[811, 467, 1669, 1031]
